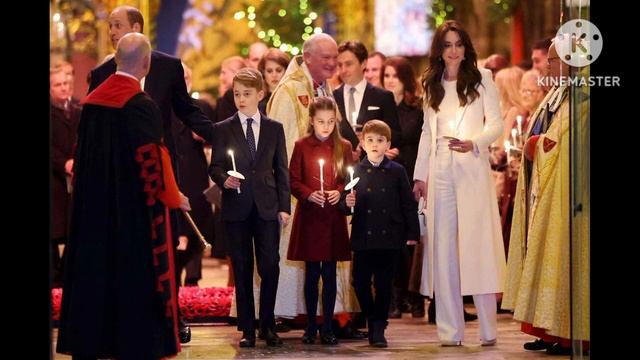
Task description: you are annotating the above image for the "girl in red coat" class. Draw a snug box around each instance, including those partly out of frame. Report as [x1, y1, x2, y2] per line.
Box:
[287, 96, 353, 345]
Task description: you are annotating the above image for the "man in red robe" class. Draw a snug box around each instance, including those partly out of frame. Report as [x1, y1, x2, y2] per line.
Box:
[56, 33, 190, 359]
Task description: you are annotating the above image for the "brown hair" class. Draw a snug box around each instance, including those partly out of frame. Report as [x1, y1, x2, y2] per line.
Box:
[337, 40, 369, 64]
[382, 56, 420, 107]
[308, 96, 348, 177]
[362, 119, 391, 142]
[257, 48, 291, 74]
[421, 20, 481, 112]
[233, 67, 264, 91]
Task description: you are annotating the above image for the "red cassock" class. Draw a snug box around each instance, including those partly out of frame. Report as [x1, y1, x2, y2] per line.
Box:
[287, 135, 353, 262]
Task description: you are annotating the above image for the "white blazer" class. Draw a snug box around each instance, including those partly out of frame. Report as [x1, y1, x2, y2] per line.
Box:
[414, 68, 506, 296]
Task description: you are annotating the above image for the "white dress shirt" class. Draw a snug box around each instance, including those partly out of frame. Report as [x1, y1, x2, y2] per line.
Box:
[342, 78, 367, 125]
[238, 110, 261, 148]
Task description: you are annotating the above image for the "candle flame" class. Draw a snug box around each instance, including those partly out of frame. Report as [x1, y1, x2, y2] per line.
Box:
[227, 149, 234, 155]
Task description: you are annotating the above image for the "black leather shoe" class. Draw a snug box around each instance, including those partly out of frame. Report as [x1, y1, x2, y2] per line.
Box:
[463, 310, 478, 322]
[262, 328, 283, 346]
[388, 308, 402, 319]
[302, 331, 316, 344]
[523, 338, 552, 351]
[320, 331, 338, 345]
[239, 331, 256, 348]
[546, 343, 571, 355]
[179, 323, 192, 344]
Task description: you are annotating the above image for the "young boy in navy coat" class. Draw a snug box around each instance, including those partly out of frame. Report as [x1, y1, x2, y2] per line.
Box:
[209, 68, 291, 348]
[344, 120, 420, 347]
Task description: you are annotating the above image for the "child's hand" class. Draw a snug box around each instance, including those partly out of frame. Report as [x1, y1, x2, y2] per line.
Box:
[224, 175, 241, 190]
[406, 240, 418, 245]
[325, 190, 341, 205]
[346, 191, 356, 207]
[308, 190, 326, 206]
[278, 212, 290, 226]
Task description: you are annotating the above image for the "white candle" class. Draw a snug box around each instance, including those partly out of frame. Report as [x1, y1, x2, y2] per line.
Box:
[319, 159, 325, 208]
[227, 149, 240, 194]
[504, 140, 511, 163]
[228, 149, 237, 172]
[516, 115, 523, 136]
[347, 166, 354, 213]
[511, 128, 518, 146]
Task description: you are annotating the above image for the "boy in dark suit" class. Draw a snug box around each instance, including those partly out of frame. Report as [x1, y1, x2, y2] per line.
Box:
[209, 68, 291, 348]
[344, 120, 420, 347]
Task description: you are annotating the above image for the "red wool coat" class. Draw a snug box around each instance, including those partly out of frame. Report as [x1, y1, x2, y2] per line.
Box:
[287, 135, 353, 261]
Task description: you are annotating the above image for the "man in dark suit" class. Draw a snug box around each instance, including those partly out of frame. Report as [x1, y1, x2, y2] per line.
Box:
[87, 5, 215, 343]
[333, 40, 401, 159]
[209, 68, 291, 348]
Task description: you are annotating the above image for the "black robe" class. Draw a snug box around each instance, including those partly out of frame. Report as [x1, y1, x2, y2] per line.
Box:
[56, 74, 180, 359]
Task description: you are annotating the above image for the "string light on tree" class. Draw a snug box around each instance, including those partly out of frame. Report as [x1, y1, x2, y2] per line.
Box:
[233, 0, 327, 55]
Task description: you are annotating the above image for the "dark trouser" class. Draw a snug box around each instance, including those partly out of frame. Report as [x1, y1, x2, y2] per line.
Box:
[226, 205, 280, 332]
[176, 234, 203, 286]
[352, 249, 399, 323]
[304, 261, 337, 334]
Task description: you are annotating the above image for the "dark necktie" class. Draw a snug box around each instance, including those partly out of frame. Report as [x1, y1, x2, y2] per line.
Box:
[246, 118, 256, 161]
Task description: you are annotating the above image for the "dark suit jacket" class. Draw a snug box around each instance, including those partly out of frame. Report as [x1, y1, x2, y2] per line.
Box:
[342, 157, 420, 251]
[88, 51, 214, 156]
[334, 83, 402, 149]
[209, 113, 291, 222]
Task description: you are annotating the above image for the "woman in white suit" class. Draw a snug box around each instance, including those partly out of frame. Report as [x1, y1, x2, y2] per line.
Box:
[412, 20, 506, 347]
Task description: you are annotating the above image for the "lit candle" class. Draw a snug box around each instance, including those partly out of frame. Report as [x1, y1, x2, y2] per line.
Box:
[227, 149, 240, 194]
[319, 159, 325, 208]
[516, 115, 523, 136]
[347, 166, 354, 213]
[228, 149, 237, 172]
[511, 128, 518, 147]
[504, 140, 511, 163]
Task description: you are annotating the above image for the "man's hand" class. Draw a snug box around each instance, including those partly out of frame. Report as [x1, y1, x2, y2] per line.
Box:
[177, 235, 188, 250]
[179, 192, 191, 211]
[224, 175, 241, 190]
[65, 159, 74, 176]
[413, 180, 426, 202]
[346, 191, 356, 208]
[278, 212, 290, 226]
[308, 190, 326, 206]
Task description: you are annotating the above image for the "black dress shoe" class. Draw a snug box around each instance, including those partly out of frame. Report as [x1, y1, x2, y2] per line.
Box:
[262, 328, 283, 346]
[320, 331, 338, 345]
[179, 324, 192, 344]
[302, 331, 316, 344]
[239, 331, 256, 348]
[463, 310, 478, 322]
[523, 338, 552, 351]
[546, 343, 571, 355]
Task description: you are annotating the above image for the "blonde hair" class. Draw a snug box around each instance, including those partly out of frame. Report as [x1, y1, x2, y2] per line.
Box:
[494, 66, 525, 116]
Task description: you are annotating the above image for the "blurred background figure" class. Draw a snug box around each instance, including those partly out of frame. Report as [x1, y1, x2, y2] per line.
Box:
[380, 55, 425, 319]
[50, 64, 81, 288]
[483, 53, 509, 79]
[257, 48, 291, 113]
[173, 63, 216, 287]
[364, 51, 386, 87]
[247, 41, 269, 69]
